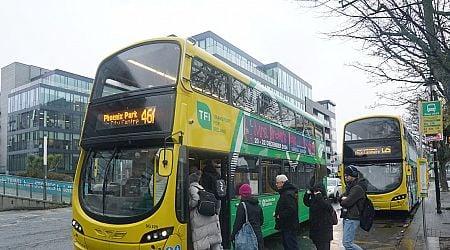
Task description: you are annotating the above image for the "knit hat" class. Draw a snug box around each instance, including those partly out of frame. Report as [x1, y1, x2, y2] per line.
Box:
[344, 165, 359, 177]
[239, 184, 252, 197]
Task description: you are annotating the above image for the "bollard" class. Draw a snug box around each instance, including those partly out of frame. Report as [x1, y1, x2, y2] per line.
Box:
[30, 184, 33, 199]
[60, 188, 63, 203]
[16, 182, 19, 196]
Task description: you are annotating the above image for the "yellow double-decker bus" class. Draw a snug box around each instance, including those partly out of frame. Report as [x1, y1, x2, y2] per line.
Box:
[340, 115, 419, 212]
[71, 36, 326, 249]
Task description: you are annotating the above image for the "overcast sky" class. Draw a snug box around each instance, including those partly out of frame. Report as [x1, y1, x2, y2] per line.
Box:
[0, 0, 402, 153]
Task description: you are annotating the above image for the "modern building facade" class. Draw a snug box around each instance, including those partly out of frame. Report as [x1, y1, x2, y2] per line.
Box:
[191, 31, 337, 166]
[191, 31, 312, 110]
[306, 99, 337, 168]
[1, 62, 92, 174]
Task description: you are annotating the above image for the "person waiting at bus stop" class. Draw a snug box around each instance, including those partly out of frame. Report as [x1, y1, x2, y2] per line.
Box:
[188, 170, 222, 250]
[231, 183, 264, 250]
[339, 165, 368, 250]
[274, 174, 300, 250]
[303, 182, 334, 250]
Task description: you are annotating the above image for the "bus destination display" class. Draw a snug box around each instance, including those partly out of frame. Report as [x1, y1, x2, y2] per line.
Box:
[101, 107, 156, 128]
[354, 146, 392, 156]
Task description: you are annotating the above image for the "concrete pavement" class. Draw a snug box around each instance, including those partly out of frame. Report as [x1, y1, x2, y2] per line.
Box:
[398, 181, 450, 250]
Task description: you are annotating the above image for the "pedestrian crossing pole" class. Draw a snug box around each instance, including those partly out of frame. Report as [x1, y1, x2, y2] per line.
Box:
[43, 135, 48, 201]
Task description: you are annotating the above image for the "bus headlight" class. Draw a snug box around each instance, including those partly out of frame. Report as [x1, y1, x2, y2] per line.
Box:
[140, 227, 174, 243]
[72, 219, 84, 235]
[391, 194, 407, 201]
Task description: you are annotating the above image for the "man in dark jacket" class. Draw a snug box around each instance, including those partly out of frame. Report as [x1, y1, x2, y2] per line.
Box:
[340, 165, 368, 250]
[274, 174, 299, 250]
[303, 183, 333, 250]
[200, 160, 221, 197]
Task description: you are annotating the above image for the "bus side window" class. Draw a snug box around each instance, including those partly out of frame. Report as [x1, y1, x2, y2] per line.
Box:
[258, 94, 280, 123]
[231, 79, 257, 113]
[260, 158, 282, 194]
[304, 120, 314, 138]
[280, 105, 295, 129]
[233, 156, 259, 198]
[295, 113, 305, 134]
[190, 58, 230, 103]
[314, 123, 324, 141]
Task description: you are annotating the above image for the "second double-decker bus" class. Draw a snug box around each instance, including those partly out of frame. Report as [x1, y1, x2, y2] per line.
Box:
[341, 115, 419, 212]
[71, 36, 326, 249]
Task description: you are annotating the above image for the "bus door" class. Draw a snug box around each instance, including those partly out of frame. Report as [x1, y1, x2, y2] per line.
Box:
[187, 149, 229, 248]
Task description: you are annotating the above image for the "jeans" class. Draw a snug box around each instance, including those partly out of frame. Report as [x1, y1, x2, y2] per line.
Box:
[343, 219, 363, 250]
[281, 230, 299, 250]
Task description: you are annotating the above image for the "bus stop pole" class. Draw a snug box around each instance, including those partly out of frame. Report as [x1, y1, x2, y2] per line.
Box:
[418, 104, 427, 238]
[432, 147, 442, 214]
[422, 197, 426, 238]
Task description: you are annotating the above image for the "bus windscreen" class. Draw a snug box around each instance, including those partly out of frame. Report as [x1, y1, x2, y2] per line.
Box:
[344, 117, 400, 141]
[92, 42, 181, 99]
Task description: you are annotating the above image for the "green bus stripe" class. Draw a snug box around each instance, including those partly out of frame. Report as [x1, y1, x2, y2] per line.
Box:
[230, 111, 244, 153]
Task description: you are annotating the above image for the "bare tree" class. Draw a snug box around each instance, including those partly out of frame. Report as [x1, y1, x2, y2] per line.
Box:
[297, 0, 450, 189]
[307, 0, 450, 104]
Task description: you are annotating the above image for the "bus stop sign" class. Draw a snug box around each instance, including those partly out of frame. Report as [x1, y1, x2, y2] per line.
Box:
[420, 101, 443, 141]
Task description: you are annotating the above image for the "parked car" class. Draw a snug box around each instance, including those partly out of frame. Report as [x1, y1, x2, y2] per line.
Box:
[327, 177, 342, 202]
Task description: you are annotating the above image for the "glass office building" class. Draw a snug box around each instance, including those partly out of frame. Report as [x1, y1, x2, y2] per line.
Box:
[192, 31, 312, 110]
[6, 67, 92, 174]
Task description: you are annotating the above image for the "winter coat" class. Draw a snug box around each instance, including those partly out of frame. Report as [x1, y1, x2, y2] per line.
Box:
[340, 178, 368, 220]
[189, 182, 222, 250]
[231, 196, 264, 250]
[303, 186, 333, 243]
[274, 181, 300, 231]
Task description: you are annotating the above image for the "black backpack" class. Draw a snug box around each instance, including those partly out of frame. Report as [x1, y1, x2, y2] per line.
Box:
[194, 186, 218, 216]
[359, 195, 375, 231]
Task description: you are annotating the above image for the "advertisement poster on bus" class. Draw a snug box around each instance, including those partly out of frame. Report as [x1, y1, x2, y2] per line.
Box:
[244, 116, 316, 156]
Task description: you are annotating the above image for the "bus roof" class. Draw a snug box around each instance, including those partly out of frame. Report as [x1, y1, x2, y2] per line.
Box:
[99, 36, 324, 127]
[344, 115, 402, 126]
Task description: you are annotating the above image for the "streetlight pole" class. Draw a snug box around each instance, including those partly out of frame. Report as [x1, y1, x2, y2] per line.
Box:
[425, 77, 442, 214]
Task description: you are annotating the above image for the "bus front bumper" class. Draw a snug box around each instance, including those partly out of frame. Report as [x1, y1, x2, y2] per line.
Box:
[72, 229, 170, 250]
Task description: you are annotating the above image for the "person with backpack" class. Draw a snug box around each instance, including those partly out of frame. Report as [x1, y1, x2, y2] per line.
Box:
[274, 174, 300, 250]
[189, 170, 222, 250]
[231, 184, 264, 250]
[303, 182, 334, 250]
[200, 160, 223, 210]
[339, 165, 368, 250]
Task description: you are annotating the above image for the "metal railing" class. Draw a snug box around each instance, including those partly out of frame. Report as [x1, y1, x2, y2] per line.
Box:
[1, 180, 72, 204]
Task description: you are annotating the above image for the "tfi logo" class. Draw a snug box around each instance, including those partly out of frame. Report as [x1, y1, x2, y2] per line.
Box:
[197, 101, 212, 130]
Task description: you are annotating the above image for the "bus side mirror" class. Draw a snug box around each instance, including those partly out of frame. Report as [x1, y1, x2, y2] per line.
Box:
[157, 149, 173, 177]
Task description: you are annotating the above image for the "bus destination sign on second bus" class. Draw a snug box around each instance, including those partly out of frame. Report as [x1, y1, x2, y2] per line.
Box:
[101, 107, 156, 127]
[354, 146, 392, 156]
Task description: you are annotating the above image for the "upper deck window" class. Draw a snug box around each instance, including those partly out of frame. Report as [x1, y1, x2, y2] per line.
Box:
[92, 42, 181, 99]
[191, 58, 230, 102]
[345, 117, 400, 141]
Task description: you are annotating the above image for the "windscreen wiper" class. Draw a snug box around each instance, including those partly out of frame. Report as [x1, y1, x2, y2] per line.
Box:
[102, 148, 118, 214]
